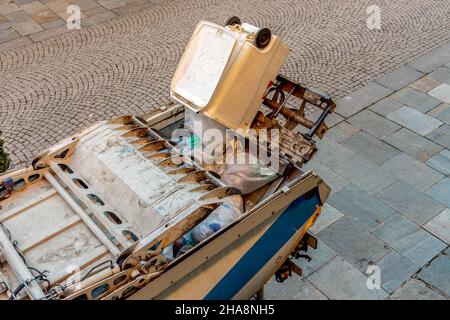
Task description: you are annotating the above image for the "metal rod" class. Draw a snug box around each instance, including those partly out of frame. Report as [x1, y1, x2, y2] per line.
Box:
[0, 224, 46, 299]
[274, 86, 295, 117]
[43, 171, 120, 257]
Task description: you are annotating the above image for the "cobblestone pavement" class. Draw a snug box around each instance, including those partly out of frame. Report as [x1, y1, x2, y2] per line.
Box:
[0, 0, 450, 300]
[1, 0, 450, 168]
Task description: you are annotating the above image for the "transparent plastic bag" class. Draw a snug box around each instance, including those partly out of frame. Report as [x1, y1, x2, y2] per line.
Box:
[172, 195, 243, 257]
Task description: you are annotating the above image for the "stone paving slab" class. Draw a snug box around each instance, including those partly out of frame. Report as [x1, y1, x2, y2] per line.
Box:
[309, 203, 344, 235]
[371, 213, 447, 268]
[388, 278, 447, 300]
[333, 155, 396, 195]
[265, 277, 328, 300]
[381, 152, 444, 191]
[387, 106, 443, 136]
[390, 87, 442, 113]
[319, 217, 391, 271]
[312, 139, 355, 168]
[409, 76, 442, 93]
[341, 131, 400, 166]
[425, 177, 450, 207]
[428, 66, 450, 85]
[375, 180, 446, 226]
[418, 253, 450, 297]
[427, 103, 450, 124]
[382, 127, 443, 162]
[426, 124, 450, 149]
[376, 66, 424, 91]
[424, 209, 450, 244]
[308, 256, 389, 300]
[300, 241, 337, 278]
[323, 121, 360, 143]
[368, 97, 406, 117]
[376, 250, 419, 294]
[336, 83, 393, 118]
[426, 149, 450, 175]
[328, 184, 395, 229]
[347, 109, 401, 139]
[428, 84, 450, 104]
[302, 162, 350, 196]
[409, 43, 450, 73]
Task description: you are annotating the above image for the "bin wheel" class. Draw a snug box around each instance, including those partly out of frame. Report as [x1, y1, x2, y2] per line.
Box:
[226, 16, 241, 26]
[254, 28, 271, 49]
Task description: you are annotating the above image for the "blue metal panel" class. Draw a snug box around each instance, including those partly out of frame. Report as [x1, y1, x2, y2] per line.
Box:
[204, 190, 320, 299]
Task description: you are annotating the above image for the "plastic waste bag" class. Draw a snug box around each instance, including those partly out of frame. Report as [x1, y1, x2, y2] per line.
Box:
[172, 195, 243, 258]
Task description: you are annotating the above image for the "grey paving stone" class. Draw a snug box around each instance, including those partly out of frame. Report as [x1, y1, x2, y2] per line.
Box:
[387, 106, 442, 136]
[382, 128, 443, 162]
[0, 29, 19, 43]
[376, 250, 419, 294]
[390, 87, 441, 113]
[40, 19, 65, 30]
[426, 149, 450, 175]
[301, 241, 337, 277]
[0, 2, 23, 15]
[428, 84, 450, 104]
[265, 277, 328, 300]
[428, 66, 450, 85]
[426, 124, 450, 149]
[375, 180, 445, 226]
[336, 82, 393, 118]
[376, 66, 423, 91]
[0, 21, 13, 31]
[303, 161, 350, 195]
[328, 184, 395, 229]
[3, 10, 31, 23]
[409, 43, 450, 73]
[424, 209, 450, 244]
[13, 0, 35, 5]
[309, 203, 344, 235]
[388, 278, 446, 300]
[371, 213, 447, 267]
[341, 131, 400, 166]
[427, 103, 450, 124]
[319, 217, 391, 272]
[325, 121, 360, 143]
[333, 155, 396, 195]
[308, 256, 389, 300]
[369, 97, 405, 117]
[418, 254, 450, 297]
[312, 139, 355, 168]
[425, 177, 450, 207]
[409, 76, 442, 93]
[324, 111, 345, 128]
[347, 109, 401, 139]
[13, 20, 43, 36]
[381, 153, 444, 191]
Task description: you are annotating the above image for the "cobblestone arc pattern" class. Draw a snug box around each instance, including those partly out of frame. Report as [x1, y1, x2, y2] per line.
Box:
[1, 0, 450, 168]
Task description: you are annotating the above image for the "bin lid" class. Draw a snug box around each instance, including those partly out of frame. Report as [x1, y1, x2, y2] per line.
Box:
[171, 21, 236, 111]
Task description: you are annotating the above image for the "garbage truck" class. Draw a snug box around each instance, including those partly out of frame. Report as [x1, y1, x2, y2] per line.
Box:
[0, 17, 335, 300]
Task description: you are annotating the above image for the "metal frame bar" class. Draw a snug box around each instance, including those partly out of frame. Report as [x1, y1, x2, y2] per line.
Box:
[0, 224, 46, 299]
[43, 171, 121, 257]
